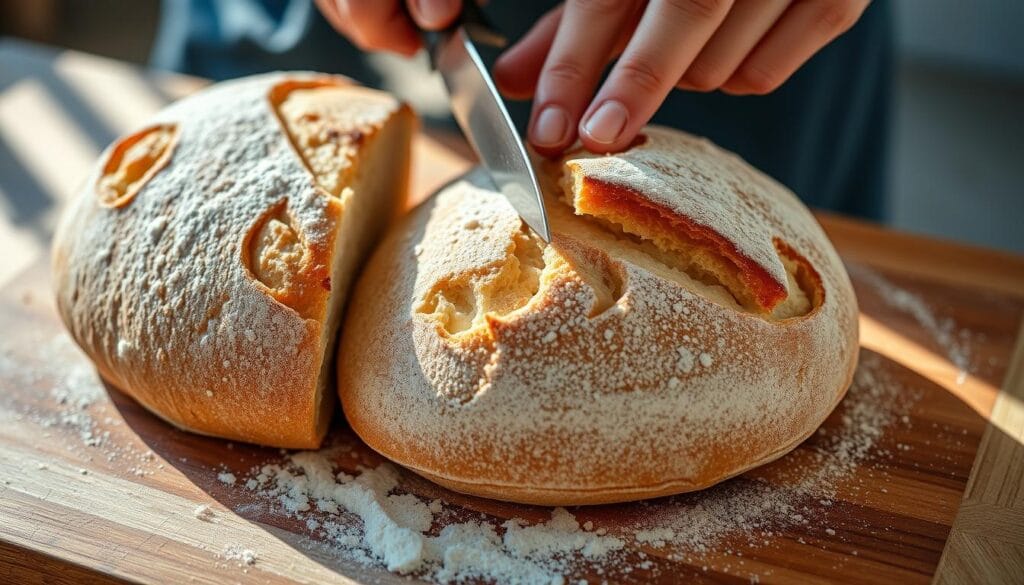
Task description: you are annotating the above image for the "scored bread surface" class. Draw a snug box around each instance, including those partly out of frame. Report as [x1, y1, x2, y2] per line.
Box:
[339, 126, 859, 505]
[52, 72, 414, 448]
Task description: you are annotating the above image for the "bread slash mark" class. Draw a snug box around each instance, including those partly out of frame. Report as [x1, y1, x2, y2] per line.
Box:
[241, 200, 326, 320]
[97, 124, 178, 208]
[417, 223, 546, 338]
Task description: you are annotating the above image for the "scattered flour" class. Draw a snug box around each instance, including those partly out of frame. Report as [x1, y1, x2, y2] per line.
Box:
[698, 352, 714, 368]
[227, 351, 910, 583]
[239, 450, 624, 583]
[39, 339, 106, 448]
[3, 331, 918, 583]
[634, 528, 676, 548]
[0, 336, 165, 474]
[625, 351, 909, 553]
[193, 504, 215, 522]
[223, 545, 257, 566]
[850, 265, 974, 383]
[1, 262, 979, 583]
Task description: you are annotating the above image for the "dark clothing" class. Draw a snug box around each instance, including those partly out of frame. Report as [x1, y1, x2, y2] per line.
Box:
[152, 0, 892, 219]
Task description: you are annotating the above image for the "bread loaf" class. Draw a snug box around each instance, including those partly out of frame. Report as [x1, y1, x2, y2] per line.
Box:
[52, 73, 415, 448]
[338, 127, 858, 505]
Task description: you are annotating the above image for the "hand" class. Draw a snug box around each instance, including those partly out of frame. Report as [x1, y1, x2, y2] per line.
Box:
[314, 0, 463, 57]
[492, 0, 870, 155]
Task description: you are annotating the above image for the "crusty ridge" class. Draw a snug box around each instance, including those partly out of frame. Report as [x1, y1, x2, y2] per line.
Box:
[560, 127, 803, 311]
[566, 175, 788, 312]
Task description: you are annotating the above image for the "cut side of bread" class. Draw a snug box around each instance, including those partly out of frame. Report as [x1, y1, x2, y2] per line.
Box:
[271, 82, 416, 442]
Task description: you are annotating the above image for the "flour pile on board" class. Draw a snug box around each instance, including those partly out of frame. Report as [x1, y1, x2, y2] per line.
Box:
[241, 451, 625, 583]
[223, 544, 258, 566]
[193, 504, 216, 522]
[234, 352, 908, 584]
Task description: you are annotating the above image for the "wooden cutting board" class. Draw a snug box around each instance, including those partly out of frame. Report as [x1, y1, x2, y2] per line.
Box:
[2, 209, 1024, 585]
[2, 43, 1024, 585]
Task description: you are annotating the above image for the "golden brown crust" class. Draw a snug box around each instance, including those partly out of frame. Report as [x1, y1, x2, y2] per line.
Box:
[52, 72, 414, 448]
[409, 383, 848, 506]
[339, 127, 859, 505]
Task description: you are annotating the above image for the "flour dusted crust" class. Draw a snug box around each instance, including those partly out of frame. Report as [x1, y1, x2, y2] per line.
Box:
[339, 126, 858, 505]
[53, 72, 414, 448]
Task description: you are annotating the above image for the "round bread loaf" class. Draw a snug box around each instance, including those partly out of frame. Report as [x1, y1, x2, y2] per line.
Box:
[338, 127, 859, 505]
[52, 73, 415, 448]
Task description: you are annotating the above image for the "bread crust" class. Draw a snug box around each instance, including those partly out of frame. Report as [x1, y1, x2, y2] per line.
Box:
[338, 127, 858, 505]
[52, 72, 413, 448]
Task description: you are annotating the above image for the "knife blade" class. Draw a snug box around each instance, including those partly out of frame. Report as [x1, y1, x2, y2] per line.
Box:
[425, 10, 551, 242]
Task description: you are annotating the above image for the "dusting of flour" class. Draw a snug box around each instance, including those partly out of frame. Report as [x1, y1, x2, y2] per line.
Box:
[2, 260, 982, 582]
[223, 544, 258, 567]
[0, 316, 922, 583]
[231, 352, 910, 583]
[849, 265, 975, 384]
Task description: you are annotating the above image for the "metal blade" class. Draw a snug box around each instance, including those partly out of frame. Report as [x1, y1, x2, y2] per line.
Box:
[433, 27, 551, 242]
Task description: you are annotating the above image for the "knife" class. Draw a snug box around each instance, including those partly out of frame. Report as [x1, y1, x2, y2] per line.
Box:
[418, 3, 551, 242]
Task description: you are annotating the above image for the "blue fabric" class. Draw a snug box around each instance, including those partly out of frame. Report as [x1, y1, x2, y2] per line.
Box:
[152, 0, 378, 81]
[152, 0, 892, 219]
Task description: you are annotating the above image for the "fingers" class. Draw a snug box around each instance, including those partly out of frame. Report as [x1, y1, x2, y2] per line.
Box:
[721, 0, 869, 95]
[315, 0, 350, 36]
[526, 0, 640, 155]
[677, 0, 789, 91]
[319, 0, 422, 56]
[580, 0, 732, 153]
[407, 0, 461, 30]
[497, 0, 867, 154]
[492, 5, 564, 100]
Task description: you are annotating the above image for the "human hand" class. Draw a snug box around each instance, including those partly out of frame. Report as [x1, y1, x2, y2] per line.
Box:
[492, 0, 870, 155]
[314, 0, 463, 57]
[315, 1, 869, 156]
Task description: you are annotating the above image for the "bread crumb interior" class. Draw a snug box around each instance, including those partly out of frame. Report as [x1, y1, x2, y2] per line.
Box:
[272, 81, 411, 438]
[418, 226, 545, 336]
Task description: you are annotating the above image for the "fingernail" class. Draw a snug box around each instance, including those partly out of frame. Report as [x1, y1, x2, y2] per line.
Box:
[531, 106, 570, 147]
[582, 100, 628, 145]
[415, 0, 455, 28]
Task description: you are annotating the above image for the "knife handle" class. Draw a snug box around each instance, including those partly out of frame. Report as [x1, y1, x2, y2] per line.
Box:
[409, 1, 507, 69]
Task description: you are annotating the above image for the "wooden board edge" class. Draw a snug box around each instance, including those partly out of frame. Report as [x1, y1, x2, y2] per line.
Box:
[815, 211, 1024, 299]
[933, 318, 1024, 583]
[0, 537, 136, 585]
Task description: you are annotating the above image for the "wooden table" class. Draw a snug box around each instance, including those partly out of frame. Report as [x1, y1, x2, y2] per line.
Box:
[1, 40, 1023, 584]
